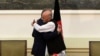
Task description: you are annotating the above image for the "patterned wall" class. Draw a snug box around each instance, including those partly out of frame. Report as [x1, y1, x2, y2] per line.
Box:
[0, 0, 100, 10]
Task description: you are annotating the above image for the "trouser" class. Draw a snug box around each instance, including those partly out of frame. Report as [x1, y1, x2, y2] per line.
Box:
[52, 50, 66, 56]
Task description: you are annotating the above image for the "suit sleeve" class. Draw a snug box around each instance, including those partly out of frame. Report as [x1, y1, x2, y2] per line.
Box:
[32, 19, 41, 38]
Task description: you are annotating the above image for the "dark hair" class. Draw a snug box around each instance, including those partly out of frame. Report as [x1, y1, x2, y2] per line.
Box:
[41, 8, 52, 17]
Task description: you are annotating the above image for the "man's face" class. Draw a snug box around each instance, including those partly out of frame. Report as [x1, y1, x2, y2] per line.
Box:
[41, 11, 52, 22]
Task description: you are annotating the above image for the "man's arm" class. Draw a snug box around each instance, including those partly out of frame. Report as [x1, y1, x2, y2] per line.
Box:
[32, 19, 41, 37]
[34, 22, 55, 32]
[43, 25, 62, 40]
[43, 31, 58, 40]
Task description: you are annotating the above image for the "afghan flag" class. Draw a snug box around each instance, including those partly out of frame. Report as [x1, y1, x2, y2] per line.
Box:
[53, 0, 63, 56]
[53, 0, 64, 55]
[53, 0, 63, 35]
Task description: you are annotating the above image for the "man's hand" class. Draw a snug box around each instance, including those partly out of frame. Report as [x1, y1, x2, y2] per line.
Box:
[31, 20, 35, 26]
[57, 24, 62, 34]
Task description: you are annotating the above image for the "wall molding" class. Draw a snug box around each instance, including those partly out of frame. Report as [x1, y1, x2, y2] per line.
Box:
[67, 48, 89, 53]
[0, 10, 100, 15]
[27, 48, 89, 53]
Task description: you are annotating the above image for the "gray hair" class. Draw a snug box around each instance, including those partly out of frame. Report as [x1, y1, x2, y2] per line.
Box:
[41, 8, 52, 17]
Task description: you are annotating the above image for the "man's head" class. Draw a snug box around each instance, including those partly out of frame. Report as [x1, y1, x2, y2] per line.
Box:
[41, 8, 52, 22]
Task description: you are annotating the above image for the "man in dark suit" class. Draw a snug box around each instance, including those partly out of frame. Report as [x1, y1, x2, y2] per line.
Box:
[31, 8, 53, 56]
[31, 18, 46, 56]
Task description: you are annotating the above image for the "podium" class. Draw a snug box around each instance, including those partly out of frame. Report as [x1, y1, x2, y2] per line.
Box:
[89, 41, 100, 56]
[0, 40, 27, 56]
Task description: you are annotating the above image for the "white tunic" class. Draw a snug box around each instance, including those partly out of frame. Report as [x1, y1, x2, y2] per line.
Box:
[34, 22, 55, 32]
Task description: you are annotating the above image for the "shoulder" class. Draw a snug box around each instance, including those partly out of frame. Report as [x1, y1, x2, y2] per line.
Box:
[37, 18, 43, 24]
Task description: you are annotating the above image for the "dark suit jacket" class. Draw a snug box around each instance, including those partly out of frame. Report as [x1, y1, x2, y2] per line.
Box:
[31, 19, 46, 56]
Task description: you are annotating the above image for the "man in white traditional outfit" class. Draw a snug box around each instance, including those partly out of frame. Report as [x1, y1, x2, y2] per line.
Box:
[32, 9, 66, 56]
